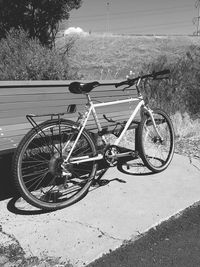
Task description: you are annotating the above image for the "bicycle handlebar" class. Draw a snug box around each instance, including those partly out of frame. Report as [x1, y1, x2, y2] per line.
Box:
[115, 69, 170, 88]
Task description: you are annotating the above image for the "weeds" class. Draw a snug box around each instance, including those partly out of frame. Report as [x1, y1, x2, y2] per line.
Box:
[171, 111, 200, 139]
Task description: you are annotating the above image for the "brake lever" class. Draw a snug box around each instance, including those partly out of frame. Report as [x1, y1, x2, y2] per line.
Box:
[122, 84, 133, 91]
[103, 114, 116, 123]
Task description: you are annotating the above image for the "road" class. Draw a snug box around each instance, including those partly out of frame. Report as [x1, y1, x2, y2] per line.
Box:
[0, 154, 200, 266]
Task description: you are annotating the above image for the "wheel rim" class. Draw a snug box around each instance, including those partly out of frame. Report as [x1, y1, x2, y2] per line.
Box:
[142, 113, 173, 169]
[18, 122, 96, 207]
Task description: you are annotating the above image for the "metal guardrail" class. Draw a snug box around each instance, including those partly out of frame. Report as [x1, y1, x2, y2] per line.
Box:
[0, 80, 138, 155]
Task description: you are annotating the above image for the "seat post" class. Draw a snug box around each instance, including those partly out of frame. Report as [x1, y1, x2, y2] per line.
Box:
[85, 93, 92, 105]
[85, 93, 103, 133]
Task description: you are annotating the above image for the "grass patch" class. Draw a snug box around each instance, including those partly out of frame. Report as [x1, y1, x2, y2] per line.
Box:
[56, 34, 200, 80]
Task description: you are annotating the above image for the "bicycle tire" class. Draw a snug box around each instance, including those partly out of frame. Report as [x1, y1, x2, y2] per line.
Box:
[137, 109, 175, 173]
[13, 119, 97, 210]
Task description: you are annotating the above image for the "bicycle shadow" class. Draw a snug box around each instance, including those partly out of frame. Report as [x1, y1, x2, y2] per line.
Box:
[6, 167, 118, 215]
[90, 167, 127, 190]
[6, 158, 152, 216]
[0, 153, 52, 215]
[117, 156, 153, 176]
[7, 197, 53, 215]
[0, 152, 19, 201]
[90, 158, 153, 194]
[6, 169, 103, 215]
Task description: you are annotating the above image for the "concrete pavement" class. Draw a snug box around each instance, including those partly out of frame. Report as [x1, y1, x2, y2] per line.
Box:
[0, 154, 200, 266]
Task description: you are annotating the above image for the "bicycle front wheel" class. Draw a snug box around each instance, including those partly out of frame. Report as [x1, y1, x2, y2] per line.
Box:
[13, 119, 97, 210]
[137, 109, 175, 173]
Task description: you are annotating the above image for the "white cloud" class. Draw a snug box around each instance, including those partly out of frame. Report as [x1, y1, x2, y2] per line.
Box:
[64, 27, 88, 36]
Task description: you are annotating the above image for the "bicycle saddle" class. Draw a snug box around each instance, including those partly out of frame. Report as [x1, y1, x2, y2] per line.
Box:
[69, 81, 100, 94]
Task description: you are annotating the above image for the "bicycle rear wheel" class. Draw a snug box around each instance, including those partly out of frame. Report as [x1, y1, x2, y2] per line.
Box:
[13, 119, 97, 210]
[137, 109, 175, 173]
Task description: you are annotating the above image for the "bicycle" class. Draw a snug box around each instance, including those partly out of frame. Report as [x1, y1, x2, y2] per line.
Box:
[13, 69, 175, 210]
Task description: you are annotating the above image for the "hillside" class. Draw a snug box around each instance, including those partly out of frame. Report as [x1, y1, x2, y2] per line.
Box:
[56, 34, 200, 80]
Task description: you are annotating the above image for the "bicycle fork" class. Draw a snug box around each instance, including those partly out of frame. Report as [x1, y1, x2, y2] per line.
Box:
[142, 106, 164, 141]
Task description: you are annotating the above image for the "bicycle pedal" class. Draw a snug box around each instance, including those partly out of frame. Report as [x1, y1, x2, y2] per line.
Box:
[92, 179, 109, 187]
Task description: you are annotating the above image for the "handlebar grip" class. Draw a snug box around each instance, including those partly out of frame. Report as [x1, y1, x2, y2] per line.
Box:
[153, 69, 170, 77]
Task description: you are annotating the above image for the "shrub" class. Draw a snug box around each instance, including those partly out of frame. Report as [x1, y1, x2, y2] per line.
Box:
[0, 29, 79, 80]
[141, 46, 200, 116]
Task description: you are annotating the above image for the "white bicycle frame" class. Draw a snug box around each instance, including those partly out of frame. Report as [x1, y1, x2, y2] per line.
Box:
[62, 92, 162, 166]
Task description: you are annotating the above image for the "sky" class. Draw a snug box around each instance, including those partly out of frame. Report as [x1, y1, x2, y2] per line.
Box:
[68, 0, 198, 35]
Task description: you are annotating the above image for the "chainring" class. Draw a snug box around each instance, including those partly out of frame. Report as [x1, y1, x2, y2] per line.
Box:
[103, 145, 120, 167]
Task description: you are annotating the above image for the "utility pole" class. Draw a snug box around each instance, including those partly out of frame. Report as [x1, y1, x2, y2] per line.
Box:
[193, 0, 200, 35]
[102, 1, 110, 48]
[106, 1, 110, 34]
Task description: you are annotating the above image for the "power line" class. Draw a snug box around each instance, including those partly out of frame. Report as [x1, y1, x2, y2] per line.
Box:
[106, 1, 110, 33]
[94, 20, 191, 33]
[67, 3, 192, 35]
[193, 0, 200, 35]
[71, 9, 191, 24]
[71, 4, 191, 21]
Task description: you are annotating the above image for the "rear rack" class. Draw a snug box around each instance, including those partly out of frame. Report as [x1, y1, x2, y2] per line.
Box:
[26, 112, 67, 129]
[26, 104, 77, 129]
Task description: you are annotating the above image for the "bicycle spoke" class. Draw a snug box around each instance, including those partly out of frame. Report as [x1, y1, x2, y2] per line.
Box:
[31, 134, 54, 155]
[22, 159, 49, 164]
[21, 162, 48, 171]
[15, 120, 97, 209]
[73, 145, 92, 156]
[25, 172, 49, 191]
[22, 167, 49, 177]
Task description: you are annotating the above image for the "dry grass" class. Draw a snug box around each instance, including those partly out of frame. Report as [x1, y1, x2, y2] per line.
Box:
[171, 111, 200, 140]
[56, 34, 200, 80]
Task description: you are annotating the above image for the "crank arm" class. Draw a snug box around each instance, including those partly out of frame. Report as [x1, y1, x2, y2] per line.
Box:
[107, 151, 138, 159]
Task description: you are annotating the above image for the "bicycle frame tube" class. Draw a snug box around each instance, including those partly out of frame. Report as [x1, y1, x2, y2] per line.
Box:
[63, 104, 92, 162]
[114, 100, 144, 145]
[63, 96, 143, 164]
